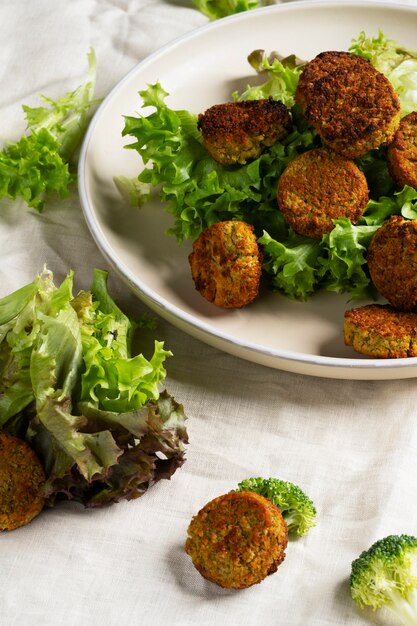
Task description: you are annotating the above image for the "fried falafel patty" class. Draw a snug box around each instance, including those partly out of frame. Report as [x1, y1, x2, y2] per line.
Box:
[0, 432, 45, 531]
[277, 147, 368, 238]
[344, 304, 417, 358]
[197, 98, 292, 166]
[185, 491, 288, 589]
[387, 111, 417, 190]
[295, 51, 401, 159]
[188, 220, 263, 308]
[367, 215, 417, 311]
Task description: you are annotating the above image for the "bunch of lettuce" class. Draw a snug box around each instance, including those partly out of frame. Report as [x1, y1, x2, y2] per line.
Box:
[121, 33, 417, 301]
[0, 268, 188, 507]
[0, 49, 98, 211]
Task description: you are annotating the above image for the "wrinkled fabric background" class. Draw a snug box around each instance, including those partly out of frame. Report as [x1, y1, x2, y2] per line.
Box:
[1, 2, 417, 625]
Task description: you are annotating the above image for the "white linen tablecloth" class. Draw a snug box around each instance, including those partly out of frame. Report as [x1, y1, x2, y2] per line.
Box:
[2, 2, 417, 625]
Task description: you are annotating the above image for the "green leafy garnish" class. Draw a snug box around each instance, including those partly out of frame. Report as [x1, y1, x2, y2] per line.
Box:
[0, 49, 98, 211]
[192, 0, 265, 20]
[234, 50, 304, 108]
[0, 267, 188, 507]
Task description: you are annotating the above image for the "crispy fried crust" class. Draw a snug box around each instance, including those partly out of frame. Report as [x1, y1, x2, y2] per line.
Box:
[387, 111, 417, 190]
[367, 215, 417, 311]
[185, 491, 288, 589]
[0, 432, 45, 531]
[295, 51, 401, 159]
[277, 147, 368, 238]
[344, 304, 417, 358]
[197, 98, 292, 166]
[188, 220, 263, 308]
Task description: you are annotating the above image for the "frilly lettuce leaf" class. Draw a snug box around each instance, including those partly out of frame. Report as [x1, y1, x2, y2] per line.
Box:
[234, 51, 304, 108]
[0, 49, 98, 211]
[192, 0, 262, 19]
[0, 267, 187, 507]
[349, 31, 417, 115]
[259, 230, 321, 300]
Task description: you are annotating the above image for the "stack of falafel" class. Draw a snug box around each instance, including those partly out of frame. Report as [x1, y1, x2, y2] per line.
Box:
[190, 48, 417, 359]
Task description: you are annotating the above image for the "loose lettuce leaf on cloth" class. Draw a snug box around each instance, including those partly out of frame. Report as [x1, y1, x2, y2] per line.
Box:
[0, 267, 188, 507]
[0, 49, 98, 211]
[192, 0, 264, 20]
[349, 30, 417, 115]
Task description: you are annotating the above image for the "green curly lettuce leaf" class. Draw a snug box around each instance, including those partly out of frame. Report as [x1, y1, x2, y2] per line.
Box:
[0, 267, 188, 507]
[192, 0, 264, 19]
[259, 230, 321, 300]
[0, 49, 98, 211]
[234, 50, 304, 108]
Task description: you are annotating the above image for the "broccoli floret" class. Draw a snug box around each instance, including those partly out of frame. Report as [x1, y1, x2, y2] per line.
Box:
[350, 534, 417, 626]
[235, 477, 316, 537]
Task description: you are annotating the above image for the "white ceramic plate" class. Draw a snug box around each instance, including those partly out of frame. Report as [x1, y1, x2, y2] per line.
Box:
[79, 0, 417, 380]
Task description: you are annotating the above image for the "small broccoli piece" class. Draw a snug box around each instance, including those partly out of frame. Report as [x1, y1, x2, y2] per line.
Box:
[235, 477, 316, 537]
[350, 534, 417, 626]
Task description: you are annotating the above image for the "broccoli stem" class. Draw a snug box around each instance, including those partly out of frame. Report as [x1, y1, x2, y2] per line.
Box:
[385, 588, 417, 626]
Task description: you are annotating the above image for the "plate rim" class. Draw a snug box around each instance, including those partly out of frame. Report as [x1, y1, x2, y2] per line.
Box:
[78, 0, 417, 377]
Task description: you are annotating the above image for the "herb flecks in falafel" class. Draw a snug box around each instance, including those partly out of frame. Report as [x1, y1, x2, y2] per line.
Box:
[277, 147, 369, 238]
[185, 490, 288, 589]
[344, 303, 417, 358]
[188, 220, 263, 308]
[0, 433, 45, 531]
[367, 215, 417, 311]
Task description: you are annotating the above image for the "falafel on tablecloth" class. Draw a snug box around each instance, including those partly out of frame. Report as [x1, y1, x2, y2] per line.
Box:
[185, 490, 288, 589]
[0, 432, 45, 531]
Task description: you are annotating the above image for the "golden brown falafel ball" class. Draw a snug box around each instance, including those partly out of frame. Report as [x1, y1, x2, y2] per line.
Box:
[185, 490, 288, 589]
[344, 304, 417, 358]
[387, 111, 417, 190]
[188, 220, 263, 308]
[0, 432, 45, 531]
[197, 98, 292, 166]
[367, 215, 417, 311]
[295, 51, 401, 159]
[277, 147, 368, 238]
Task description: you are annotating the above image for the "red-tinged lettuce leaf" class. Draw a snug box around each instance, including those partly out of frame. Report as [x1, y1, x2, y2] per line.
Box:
[28, 395, 122, 483]
[34, 390, 188, 507]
